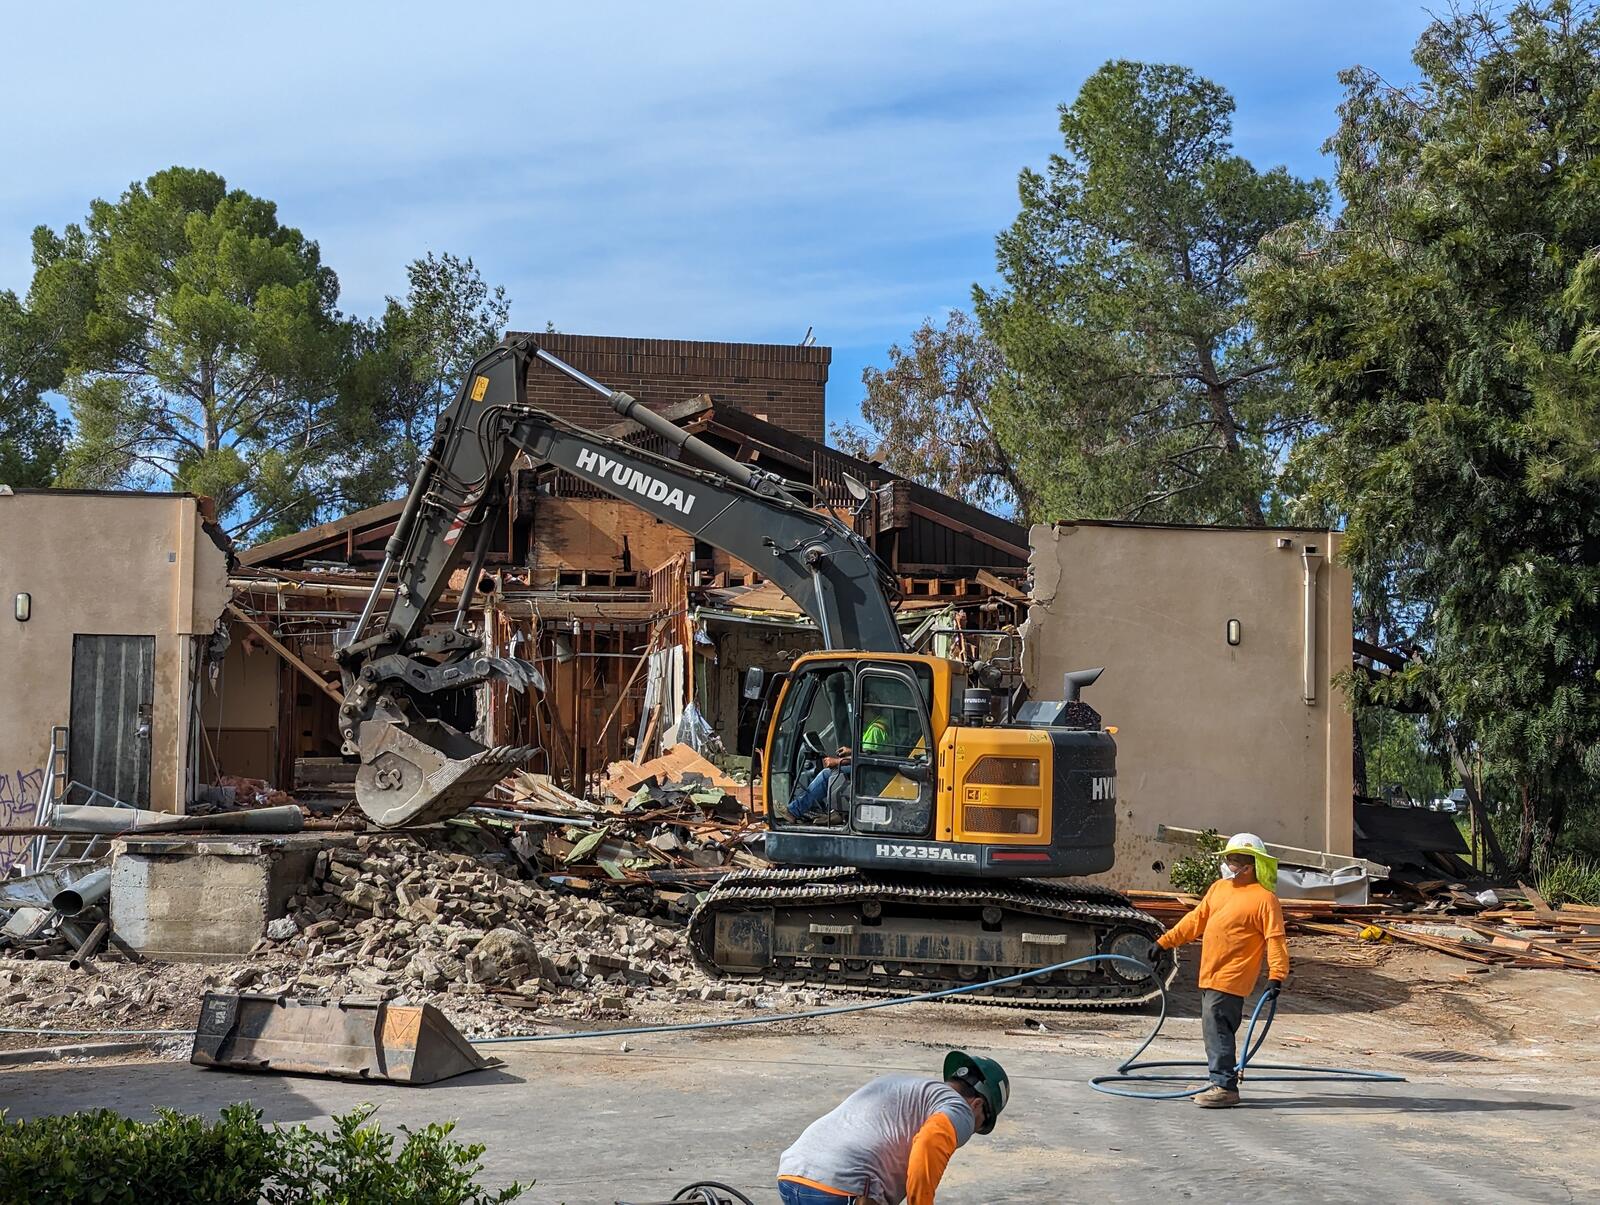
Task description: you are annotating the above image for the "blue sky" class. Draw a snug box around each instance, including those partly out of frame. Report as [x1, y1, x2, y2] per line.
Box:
[0, 1, 1430, 434]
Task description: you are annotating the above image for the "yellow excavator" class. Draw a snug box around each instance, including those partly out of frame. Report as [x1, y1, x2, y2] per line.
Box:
[337, 336, 1175, 1006]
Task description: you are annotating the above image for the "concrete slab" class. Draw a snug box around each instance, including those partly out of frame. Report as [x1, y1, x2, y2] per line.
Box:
[3, 1024, 1595, 1203]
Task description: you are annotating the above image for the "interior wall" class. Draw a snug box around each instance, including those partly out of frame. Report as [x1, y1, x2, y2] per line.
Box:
[529, 497, 757, 585]
[699, 620, 821, 755]
[1022, 522, 1353, 891]
[199, 631, 280, 781]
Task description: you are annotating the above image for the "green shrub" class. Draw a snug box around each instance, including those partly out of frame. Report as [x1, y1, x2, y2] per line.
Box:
[0, 1104, 526, 1205]
[1535, 854, 1600, 908]
[266, 1105, 525, 1205]
[0, 1102, 274, 1204]
[1169, 828, 1225, 895]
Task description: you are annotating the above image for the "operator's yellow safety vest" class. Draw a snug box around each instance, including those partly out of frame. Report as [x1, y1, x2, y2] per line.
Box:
[862, 718, 889, 754]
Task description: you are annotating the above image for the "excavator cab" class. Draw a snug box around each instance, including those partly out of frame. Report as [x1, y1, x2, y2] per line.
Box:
[769, 657, 936, 835]
[760, 651, 1119, 879]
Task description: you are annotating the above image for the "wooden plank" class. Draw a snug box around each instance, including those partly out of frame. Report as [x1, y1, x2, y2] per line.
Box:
[226, 602, 344, 705]
[1356, 920, 1501, 964]
[974, 569, 1028, 601]
[608, 743, 742, 797]
[1518, 881, 1560, 922]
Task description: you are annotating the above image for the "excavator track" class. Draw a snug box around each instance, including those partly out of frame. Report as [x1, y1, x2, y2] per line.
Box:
[687, 867, 1176, 1009]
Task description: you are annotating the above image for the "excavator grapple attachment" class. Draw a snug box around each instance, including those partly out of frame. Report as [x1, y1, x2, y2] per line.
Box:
[354, 717, 534, 827]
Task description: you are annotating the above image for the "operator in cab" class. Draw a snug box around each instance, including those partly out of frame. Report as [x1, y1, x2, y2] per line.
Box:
[777, 1050, 1008, 1204]
[1153, 832, 1289, 1108]
[786, 710, 890, 822]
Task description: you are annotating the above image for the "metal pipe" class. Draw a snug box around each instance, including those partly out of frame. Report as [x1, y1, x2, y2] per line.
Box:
[608, 389, 762, 489]
[52, 805, 162, 833]
[1302, 546, 1324, 704]
[533, 347, 615, 399]
[70, 921, 109, 969]
[464, 806, 599, 827]
[52, 868, 110, 915]
[353, 553, 394, 640]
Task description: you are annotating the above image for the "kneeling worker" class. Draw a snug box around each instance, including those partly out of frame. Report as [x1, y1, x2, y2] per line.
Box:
[1154, 832, 1289, 1108]
[777, 1050, 1008, 1204]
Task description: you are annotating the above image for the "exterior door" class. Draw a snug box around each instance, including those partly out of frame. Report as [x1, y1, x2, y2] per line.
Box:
[69, 634, 155, 808]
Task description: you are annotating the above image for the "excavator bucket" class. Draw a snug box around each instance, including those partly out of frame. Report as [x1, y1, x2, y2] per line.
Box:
[191, 993, 500, 1084]
[354, 717, 535, 827]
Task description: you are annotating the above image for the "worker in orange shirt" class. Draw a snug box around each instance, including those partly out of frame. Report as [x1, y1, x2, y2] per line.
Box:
[1154, 832, 1289, 1108]
[776, 1050, 1008, 1204]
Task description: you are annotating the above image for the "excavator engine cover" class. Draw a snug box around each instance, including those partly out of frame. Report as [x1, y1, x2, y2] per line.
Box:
[354, 717, 535, 827]
[191, 993, 499, 1084]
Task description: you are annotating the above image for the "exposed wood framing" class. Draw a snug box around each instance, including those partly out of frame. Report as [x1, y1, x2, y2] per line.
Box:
[225, 602, 345, 705]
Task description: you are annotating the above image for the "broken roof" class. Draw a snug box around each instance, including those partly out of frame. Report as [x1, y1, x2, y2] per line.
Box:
[240, 395, 1027, 573]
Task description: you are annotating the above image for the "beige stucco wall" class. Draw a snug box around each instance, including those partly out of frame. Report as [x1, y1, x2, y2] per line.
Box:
[1023, 522, 1353, 891]
[0, 491, 230, 827]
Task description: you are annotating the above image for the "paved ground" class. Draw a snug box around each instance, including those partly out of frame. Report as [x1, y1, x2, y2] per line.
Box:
[5, 993, 1598, 1204]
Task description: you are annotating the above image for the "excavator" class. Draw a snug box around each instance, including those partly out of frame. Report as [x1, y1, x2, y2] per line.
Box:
[336, 335, 1176, 1007]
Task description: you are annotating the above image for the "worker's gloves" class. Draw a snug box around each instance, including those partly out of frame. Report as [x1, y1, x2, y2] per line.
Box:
[1264, 979, 1283, 1001]
[1139, 938, 1162, 968]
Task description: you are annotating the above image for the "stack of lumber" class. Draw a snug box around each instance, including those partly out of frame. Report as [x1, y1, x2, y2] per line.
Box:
[1126, 890, 1390, 928]
[1126, 885, 1600, 973]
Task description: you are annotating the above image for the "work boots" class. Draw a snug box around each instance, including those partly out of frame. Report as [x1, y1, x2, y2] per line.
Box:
[1194, 1085, 1241, 1108]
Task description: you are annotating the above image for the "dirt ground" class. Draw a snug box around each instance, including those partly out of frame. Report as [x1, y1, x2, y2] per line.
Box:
[4, 933, 1596, 1075]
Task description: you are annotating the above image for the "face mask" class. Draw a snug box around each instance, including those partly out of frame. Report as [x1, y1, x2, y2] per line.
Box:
[1218, 860, 1238, 880]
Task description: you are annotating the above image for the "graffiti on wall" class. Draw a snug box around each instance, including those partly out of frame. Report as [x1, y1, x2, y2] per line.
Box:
[0, 769, 43, 875]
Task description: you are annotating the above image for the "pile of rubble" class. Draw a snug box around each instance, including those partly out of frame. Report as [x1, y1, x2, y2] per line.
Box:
[0, 830, 818, 1051]
[260, 833, 791, 1032]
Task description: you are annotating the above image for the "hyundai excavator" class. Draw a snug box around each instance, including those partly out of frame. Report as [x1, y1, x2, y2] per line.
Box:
[337, 335, 1176, 1007]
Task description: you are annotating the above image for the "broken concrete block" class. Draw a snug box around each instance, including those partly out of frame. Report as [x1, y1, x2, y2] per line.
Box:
[407, 950, 463, 989]
[464, 927, 538, 985]
[266, 917, 298, 941]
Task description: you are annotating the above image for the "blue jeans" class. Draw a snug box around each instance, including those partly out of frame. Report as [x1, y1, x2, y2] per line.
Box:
[787, 767, 836, 819]
[778, 1180, 854, 1204]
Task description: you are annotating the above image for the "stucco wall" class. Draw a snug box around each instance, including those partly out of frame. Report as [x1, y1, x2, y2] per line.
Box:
[0, 491, 230, 834]
[1023, 522, 1353, 891]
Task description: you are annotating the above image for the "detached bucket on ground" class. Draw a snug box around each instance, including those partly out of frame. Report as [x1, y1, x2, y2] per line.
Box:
[190, 992, 499, 1085]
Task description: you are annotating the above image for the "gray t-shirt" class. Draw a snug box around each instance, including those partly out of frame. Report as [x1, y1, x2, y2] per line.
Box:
[778, 1074, 977, 1204]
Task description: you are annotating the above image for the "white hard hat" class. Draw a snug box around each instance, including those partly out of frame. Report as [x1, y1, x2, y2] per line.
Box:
[1221, 832, 1267, 856]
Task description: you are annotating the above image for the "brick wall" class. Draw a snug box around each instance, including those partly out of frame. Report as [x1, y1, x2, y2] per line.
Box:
[513, 332, 829, 442]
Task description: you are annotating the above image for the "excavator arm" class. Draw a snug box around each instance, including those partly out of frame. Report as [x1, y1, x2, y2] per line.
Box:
[337, 335, 901, 826]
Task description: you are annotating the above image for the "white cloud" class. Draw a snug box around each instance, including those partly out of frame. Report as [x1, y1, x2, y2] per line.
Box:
[0, 0, 1429, 422]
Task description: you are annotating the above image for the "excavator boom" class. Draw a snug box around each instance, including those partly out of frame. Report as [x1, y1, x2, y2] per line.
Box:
[338, 336, 900, 826]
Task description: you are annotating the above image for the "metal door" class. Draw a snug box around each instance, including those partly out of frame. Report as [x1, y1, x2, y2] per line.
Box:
[69, 635, 155, 808]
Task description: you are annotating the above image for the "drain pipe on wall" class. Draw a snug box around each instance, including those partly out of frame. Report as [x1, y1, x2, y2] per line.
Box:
[1301, 544, 1324, 705]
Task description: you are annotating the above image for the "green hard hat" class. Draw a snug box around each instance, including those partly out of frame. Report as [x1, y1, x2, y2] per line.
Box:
[943, 1049, 1009, 1134]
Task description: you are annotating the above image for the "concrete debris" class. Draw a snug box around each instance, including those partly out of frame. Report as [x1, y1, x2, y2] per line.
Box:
[265, 917, 298, 941]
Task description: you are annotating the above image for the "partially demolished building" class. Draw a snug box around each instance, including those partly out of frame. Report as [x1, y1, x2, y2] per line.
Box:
[215, 333, 1029, 798]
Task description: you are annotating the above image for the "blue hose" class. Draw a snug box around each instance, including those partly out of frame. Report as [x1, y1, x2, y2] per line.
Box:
[471, 952, 1406, 1100]
[1087, 972, 1406, 1099]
